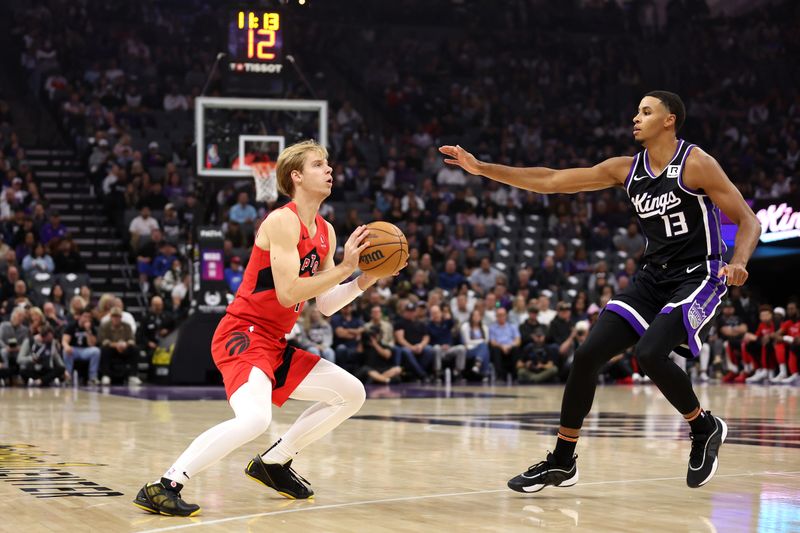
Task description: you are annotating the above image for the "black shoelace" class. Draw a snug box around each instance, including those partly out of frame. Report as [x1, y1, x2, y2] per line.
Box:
[689, 432, 708, 465]
[285, 464, 310, 486]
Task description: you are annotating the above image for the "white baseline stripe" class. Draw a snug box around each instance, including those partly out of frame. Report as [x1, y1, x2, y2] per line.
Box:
[138, 470, 800, 532]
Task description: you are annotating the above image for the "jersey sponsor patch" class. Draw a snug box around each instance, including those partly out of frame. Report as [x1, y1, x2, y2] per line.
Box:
[666, 165, 680, 178]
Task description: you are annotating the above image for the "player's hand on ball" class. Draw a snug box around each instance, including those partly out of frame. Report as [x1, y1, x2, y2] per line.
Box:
[391, 260, 408, 277]
[439, 144, 482, 175]
[719, 262, 748, 286]
[342, 225, 371, 272]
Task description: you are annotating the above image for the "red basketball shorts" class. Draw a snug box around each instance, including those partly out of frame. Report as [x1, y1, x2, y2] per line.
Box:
[211, 314, 321, 406]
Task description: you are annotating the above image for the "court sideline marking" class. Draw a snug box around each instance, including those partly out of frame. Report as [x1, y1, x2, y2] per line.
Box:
[139, 469, 800, 532]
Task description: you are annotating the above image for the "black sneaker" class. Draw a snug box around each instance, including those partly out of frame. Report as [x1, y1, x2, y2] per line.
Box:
[245, 454, 314, 499]
[132, 482, 201, 517]
[508, 452, 579, 494]
[687, 412, 727, 488]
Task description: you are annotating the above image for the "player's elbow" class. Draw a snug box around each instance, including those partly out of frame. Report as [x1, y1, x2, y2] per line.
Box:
[275, 288, 297, 309]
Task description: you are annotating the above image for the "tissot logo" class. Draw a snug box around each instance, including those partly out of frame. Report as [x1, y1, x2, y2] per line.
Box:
[631, 191, 682, 218]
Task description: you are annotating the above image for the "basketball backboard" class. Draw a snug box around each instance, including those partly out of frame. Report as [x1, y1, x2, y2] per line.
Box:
[195, 97, 328, 178]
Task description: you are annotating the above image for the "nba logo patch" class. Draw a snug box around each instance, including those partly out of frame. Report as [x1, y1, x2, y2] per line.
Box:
[666, 165, 680, 178]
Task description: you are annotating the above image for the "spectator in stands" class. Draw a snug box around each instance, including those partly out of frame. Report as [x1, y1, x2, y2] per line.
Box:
[129, 206, 160, 251]
[136, 228, 165, 292]
[98, 307, 140, 386]
[228, 191, 258, 226]
[459, 308, 491, 380]
[536, 256, 566, 294]
[163, 84, 188, 112]
[508, 295, 528, 326]
[613, 222, 646, 260]
[4, 280, 31, 316]
[0, 307, 30, 383]
[359, 305, 403, 384]
[393, 301, 434, 381]
[0, 265, 20, 302]
[62, 308, 101, 384]
[774, 301, 799, 385]
[303, 307, 336, 363]
[330, 303, 364, 371]
[15, 231, 36, 261]
[548, 301, 574, 345]
[161, 203, 181, 243]
[21, 242, 55, 276]
[141, 180, 169, 211]
[52, 238, 85, 274]
[224, 256, 244, 293]
[43, 301, 65, 334]
[744, 305, 778, 384]
[18, 324, 66, 387]
[516, 325, 559, 384]
[39, 211, 68, 245]
[469, 257, 501, 296]
[427, 304, 466, 380]
[489, 307, 521, 381]
[28, 306, 46, 336]
[536, 295, 556, 326]
[140, 295, 175, 355]
[450, 292, 472, 326]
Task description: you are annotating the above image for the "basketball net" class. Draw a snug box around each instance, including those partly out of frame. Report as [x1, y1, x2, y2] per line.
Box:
[252, 161, 278, 203]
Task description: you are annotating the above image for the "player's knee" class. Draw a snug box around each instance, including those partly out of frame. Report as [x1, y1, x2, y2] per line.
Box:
[344, 374, 367, 410]
[572, 343, 604, 374]
[635, 341, 666, 371]
[242, 411, 271, 439]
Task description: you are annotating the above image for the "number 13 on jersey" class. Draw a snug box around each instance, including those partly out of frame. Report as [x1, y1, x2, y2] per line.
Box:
[662, 211, 689, 237]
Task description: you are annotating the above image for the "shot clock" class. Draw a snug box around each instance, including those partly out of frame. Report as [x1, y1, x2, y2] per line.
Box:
[227, 9, 285, 76]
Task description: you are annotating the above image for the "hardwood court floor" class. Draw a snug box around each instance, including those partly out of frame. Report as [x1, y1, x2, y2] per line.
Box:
[1, 382, 798, 532]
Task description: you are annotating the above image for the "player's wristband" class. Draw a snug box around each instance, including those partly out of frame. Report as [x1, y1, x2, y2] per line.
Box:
[315, 279, 363, 316]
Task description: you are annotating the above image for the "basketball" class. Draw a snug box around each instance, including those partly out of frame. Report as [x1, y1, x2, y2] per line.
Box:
[358, 221, 409, 278]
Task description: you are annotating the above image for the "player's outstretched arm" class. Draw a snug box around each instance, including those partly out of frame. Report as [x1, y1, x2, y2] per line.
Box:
[439, 145, 630, 194]
[683, 149, 761, 286]
[261, 209, 370, 308]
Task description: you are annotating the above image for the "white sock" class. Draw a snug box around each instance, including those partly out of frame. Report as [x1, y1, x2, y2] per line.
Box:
[262, 439, 294, 465]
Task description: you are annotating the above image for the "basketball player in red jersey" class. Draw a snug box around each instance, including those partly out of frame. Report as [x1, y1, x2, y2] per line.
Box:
[134, 140, 404, 516]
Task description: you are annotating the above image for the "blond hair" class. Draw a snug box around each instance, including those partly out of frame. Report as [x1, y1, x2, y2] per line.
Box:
[275, 140, 328, 198]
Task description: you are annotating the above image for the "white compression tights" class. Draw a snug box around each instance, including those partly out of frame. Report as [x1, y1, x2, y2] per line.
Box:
[163, 359, 366, 484]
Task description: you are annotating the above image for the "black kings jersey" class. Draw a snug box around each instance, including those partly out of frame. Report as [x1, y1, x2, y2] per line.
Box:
[624, 139, 726, 265]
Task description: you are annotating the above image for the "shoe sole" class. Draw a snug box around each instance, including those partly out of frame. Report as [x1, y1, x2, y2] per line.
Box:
[244, 463, 313, 500]
[511, 469, 579, 494]
[132, 500, 201, 517]
[694, 418, 728, 488]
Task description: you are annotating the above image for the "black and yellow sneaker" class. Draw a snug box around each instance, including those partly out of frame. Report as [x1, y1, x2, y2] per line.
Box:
[245, 454, 314, 499]
[133, 480, 201, 517]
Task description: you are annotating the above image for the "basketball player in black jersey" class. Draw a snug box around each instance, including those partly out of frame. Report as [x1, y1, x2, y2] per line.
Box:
[440, 91, 761, 492]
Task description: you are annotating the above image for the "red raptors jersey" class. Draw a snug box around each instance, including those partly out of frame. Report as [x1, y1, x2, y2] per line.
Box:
[781, 320, 800, 338]
[755, 321, 776, 338]
[225, 202, 330, 337]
